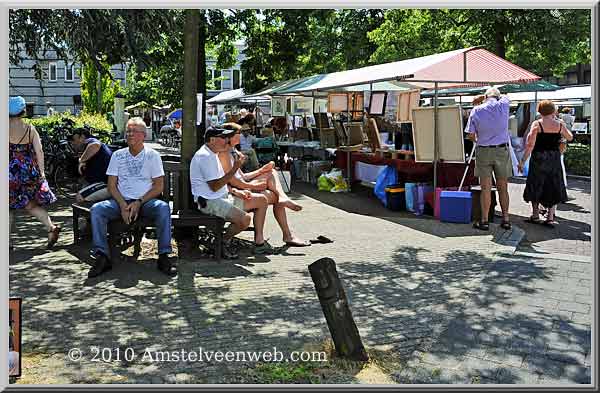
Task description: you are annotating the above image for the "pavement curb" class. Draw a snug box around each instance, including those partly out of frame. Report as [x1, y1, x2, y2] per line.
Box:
[566, 174, 591, 182]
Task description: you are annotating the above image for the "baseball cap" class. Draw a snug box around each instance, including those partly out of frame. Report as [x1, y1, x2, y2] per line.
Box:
[9, 96, 26, 116]
[204, 126, 235, 140]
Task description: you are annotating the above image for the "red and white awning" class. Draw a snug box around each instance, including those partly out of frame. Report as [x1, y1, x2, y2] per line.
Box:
[287, 47, 541, 93]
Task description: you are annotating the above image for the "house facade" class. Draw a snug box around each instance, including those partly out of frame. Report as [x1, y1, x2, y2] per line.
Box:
[9, 42, 247, 117]
[9, 50, 127, 117]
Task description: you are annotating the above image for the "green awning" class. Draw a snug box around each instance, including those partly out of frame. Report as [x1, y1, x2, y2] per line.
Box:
[420, 80, 560, 97]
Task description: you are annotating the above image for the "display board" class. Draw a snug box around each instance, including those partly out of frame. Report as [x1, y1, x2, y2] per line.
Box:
[328, 93, 349, 113]
[369, 92, 387, 115]
[365, 118, 382, 151]
[412, 105, 465, 163]
[344, 122, 365, 146]
[291, 96, 314, 115]
[314, 98, 328, 113]
[272, 97, 287, 116]
[397, 90, 421, 122]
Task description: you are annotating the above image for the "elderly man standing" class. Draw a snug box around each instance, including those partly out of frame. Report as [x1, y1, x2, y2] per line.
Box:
[88, 117, 175, 278]
[465, 87, 512, 231]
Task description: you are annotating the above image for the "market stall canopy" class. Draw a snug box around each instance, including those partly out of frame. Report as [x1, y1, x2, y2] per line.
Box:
[452, 84, 591, 104]
[267, 47, 540, 94]
[167, 108, 182, 120]
[207, 88, 245, 104]
[125, 101, 162, 111]
[420, 80, 560, 98]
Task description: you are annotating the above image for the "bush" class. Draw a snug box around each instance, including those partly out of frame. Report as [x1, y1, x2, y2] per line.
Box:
[25, 111, 113, 143]
[564, 143, 591, 176]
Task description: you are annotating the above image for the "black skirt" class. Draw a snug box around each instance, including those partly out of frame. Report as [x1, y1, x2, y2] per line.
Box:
[523, 150, 567, 208]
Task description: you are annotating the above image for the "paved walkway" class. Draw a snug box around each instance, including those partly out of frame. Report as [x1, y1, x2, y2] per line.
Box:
[9, 159, 591, 384]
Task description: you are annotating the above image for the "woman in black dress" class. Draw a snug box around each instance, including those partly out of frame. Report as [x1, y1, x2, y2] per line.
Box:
[518, 100, 573, 227]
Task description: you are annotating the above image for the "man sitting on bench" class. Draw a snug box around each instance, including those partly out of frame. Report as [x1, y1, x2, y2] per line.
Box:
[190, 126, 273, 259]
[87, 117, 176, 278]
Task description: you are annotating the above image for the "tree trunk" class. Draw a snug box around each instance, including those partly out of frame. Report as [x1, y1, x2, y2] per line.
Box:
[96, 69, 103, 113]
[197, 10, 207, 147]
[308, 258, 369, 361]
[181, 9, 201, 212]
[494, 27, 506, 59]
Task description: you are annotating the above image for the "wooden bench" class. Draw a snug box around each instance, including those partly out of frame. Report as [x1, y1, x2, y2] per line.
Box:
[72, 161, 225, 261]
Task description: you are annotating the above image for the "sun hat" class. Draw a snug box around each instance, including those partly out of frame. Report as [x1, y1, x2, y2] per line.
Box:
[9, 96, 26, 116]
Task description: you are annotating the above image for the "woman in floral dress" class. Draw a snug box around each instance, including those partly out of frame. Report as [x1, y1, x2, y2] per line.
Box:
[9, 96, 60, 248]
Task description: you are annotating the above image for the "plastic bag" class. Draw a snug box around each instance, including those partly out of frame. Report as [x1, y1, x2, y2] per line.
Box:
[415, 183, 434, 216]
[318, 174, 334, 192]
[405, 183, 417, 212]
[324, 169, 349, 193]
[374, 165, 398, 206]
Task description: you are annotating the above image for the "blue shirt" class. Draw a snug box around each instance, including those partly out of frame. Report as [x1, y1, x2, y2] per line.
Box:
[465, 96, 511, 146]
[84, 138, 112, 184]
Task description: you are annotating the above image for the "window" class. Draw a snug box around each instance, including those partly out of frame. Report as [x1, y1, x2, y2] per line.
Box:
[65, 62, 75, 81]
[213, 69, 222, 90]
[233, 69, 241, 89]
[48, 62, 57, 82]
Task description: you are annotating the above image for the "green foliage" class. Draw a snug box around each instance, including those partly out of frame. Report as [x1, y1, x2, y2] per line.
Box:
[80, 58, 122, 114]
[367, 9, 591, 78]
[564, 143, 591, 176]
[25, 112, 112, 142]
[240, 9, 385, 94]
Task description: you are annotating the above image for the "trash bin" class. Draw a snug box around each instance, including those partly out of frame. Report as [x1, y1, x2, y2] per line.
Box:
[385, 184, 406, 211]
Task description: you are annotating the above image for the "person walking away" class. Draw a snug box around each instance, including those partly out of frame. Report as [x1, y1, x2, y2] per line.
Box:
[9, 96, 60, 249]
[465, 87, 513, 231]
[519, 100, 573, 227]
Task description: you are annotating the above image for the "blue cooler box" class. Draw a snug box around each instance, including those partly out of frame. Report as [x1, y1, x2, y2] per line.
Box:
[440, 191, 472, 223]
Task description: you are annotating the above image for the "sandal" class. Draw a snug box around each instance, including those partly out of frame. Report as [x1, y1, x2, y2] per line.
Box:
[500, 221, 512, 230]
[524, 216, 542, 224]
[47, 225, 61, 249]
[284, 240, 311, 247]
[473, 221, 489, 231]
[542, 220, 557, 229]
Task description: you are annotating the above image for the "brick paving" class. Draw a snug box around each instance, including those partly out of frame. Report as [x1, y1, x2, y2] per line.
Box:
[9, 156, 592, 384]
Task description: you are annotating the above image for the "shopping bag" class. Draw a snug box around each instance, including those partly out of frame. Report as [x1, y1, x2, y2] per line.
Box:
[405, 182, 417, 212]
[374, 165, 398, 207]
[415, 183, 434, 216]
[318, 174, 334, 192]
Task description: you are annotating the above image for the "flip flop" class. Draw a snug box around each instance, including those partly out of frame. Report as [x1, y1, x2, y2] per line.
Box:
[500, 221, 512, 230]
[284, 240, 311, 247]
[542, 220, 557, 228]
[309, 235, 333, 244]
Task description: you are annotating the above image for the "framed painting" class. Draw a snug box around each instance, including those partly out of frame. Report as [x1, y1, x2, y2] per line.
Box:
[272, 97, 287, 117]
[368, 92, 387, 116]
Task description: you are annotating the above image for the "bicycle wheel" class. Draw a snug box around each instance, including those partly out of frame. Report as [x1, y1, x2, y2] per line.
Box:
[53, 163, 78, 197]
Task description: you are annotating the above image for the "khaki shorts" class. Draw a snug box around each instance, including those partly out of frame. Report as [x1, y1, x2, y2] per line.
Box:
[475, 145, 512, 179]
[198, 194, 245, 220]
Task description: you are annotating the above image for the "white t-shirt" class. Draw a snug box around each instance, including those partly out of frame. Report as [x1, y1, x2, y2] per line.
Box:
[106, 146, 164, 200]
[239, 134, 256, 151]
[190, 144, 229, 200]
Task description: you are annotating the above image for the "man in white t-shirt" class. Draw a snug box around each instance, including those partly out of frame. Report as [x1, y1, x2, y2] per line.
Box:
[190, 126, 270, 259]
[88, 117, 175, 278]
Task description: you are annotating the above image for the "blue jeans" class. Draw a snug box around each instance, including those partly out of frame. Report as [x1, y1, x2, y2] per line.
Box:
[90, 198, 172, 257]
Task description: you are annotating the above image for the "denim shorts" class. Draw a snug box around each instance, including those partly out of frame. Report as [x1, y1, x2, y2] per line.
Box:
[198, 194, 245, 220]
